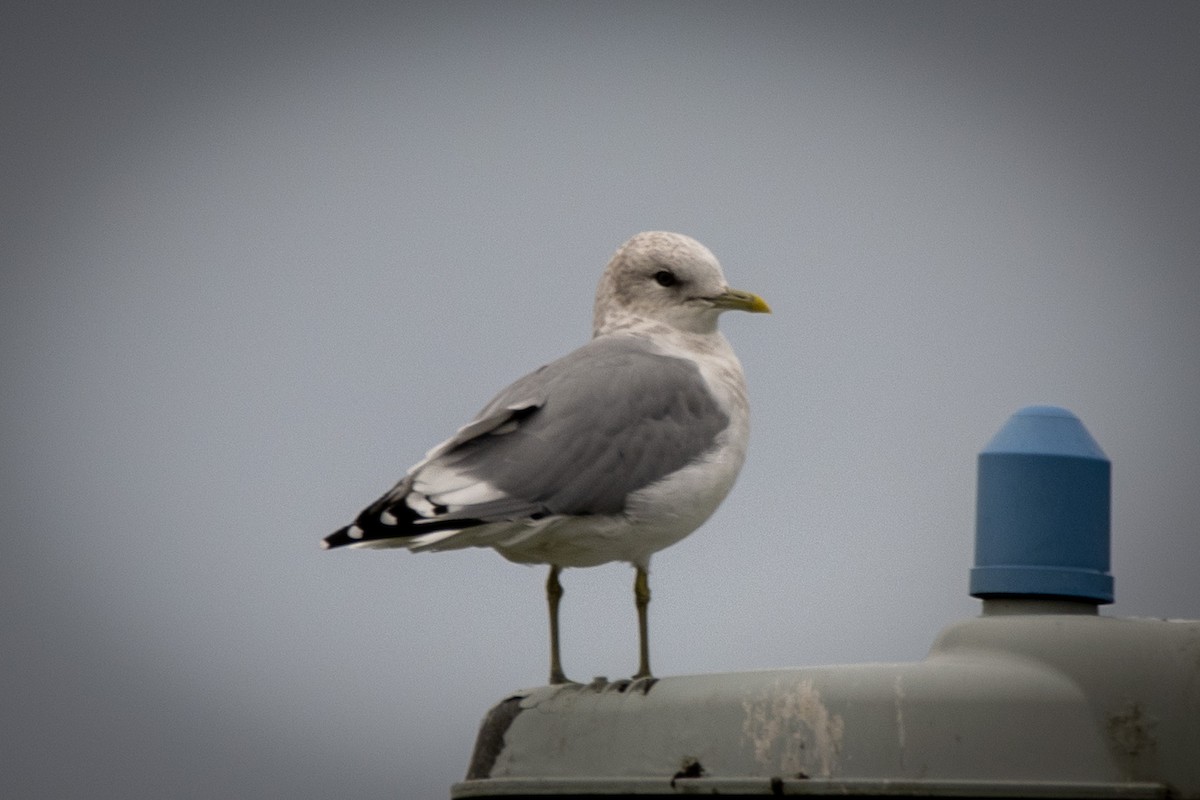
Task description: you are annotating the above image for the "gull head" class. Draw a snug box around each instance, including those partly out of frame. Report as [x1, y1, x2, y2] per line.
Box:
[593, 231, 770, 337]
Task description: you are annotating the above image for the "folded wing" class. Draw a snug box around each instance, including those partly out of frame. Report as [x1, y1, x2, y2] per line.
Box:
[322, 335, 729, 550]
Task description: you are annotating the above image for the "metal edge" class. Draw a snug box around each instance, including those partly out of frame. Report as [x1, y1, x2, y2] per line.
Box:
[451, 777, 1169, 798]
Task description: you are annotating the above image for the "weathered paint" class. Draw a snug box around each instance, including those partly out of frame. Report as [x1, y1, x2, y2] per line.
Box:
[741, 678, 844, 778]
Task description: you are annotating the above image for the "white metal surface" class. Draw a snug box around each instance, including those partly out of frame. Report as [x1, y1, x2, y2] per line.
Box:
[454, 603, 1200, 797]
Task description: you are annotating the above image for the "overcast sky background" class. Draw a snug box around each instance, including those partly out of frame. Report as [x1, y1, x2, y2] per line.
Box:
[4, 2, 1199, 798]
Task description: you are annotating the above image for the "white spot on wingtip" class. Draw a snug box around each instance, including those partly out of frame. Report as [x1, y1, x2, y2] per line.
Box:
[348, 525, 364, 540]
[381, 510, 398, 525]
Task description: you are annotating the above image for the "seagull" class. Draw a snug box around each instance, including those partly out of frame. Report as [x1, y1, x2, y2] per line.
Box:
[323, 231, 769, 684]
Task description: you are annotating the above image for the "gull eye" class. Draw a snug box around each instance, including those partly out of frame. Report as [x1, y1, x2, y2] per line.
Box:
[654, 269, 677, 287]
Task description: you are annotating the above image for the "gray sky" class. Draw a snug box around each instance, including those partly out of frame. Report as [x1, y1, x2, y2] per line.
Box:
[4, 2, 1199, 798]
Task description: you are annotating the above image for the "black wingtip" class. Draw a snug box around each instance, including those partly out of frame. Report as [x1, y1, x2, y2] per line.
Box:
[323, 487, 493, 552]
[322, 526, 359, 550]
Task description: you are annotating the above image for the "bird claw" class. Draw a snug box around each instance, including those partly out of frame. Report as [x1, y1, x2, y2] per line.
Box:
[591, 676, 657, 694]
[628, 675, 658, 694]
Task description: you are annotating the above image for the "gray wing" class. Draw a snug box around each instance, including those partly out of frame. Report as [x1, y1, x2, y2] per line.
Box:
[416, 334, 730, 520]
[324, 335, 731, 549]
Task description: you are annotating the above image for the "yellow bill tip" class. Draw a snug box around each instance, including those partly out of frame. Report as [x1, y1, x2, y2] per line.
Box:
[712, 288, 771, 314]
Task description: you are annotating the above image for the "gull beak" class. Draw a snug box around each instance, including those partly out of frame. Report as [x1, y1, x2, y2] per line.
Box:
[709, 287, 771, 314]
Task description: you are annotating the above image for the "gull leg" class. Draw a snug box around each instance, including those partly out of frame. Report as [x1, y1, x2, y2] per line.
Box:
[546, 565, 570, 684]
[632, 566, 654, 680]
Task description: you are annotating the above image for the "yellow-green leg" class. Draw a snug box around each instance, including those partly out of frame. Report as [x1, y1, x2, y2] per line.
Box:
[546, 566, 570, 684]
[633, 566, 654, 680]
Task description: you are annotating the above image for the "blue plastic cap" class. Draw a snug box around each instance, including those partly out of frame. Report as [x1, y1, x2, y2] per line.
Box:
[970, 406, 1113, 603]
